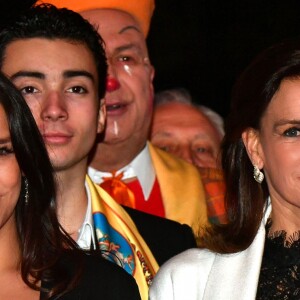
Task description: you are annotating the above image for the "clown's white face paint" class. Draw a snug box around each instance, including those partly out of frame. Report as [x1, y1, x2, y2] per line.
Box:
[122, 57, 149, 77]
[113, 120, 119, 136]
[105, 115, 120, 138]
[123, 64, 133, 76]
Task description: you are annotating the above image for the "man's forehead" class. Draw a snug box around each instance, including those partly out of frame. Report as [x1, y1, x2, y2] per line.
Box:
[81, 9, 143, 36]
[80, 9, 147, 56]
[4, 37, 93, 56]
[2, 38, 97, 75]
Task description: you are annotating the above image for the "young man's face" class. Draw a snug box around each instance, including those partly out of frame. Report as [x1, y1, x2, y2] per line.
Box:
[81, 9, 154, 149]
[2, 38, 105, 173]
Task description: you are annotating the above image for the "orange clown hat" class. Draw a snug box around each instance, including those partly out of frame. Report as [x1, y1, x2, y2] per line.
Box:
[38, 0, 155, 36]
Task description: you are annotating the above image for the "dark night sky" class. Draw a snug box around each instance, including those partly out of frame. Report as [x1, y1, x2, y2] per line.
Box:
[147, 0, 300, 118]
[3, 0, 300, 118]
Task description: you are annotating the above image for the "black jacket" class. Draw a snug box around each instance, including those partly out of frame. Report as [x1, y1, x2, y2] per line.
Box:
[42, 253, 141, 300]
[123, 206, 197, 266]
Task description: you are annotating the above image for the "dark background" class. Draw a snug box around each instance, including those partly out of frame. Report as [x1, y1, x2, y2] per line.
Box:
[147, 0, 300, 118]
[3, 0, 300, 118]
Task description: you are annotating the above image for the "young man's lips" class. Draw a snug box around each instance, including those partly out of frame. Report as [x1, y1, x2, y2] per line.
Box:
[43, 133, 72, 144]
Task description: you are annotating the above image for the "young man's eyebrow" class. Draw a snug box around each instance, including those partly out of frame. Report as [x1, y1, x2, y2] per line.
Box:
[10, 71, 45, 81]
[63, 70, 95, 82]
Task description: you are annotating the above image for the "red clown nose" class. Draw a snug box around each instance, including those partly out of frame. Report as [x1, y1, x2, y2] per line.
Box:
[106, 77, 120, 92]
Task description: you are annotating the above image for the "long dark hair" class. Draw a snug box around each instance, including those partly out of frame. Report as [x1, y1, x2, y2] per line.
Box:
[199, 37, 300, 253]
[0, 72, 82, 297]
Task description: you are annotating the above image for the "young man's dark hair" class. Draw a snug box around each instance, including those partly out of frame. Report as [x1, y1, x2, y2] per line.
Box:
[0, 3, 107, 98]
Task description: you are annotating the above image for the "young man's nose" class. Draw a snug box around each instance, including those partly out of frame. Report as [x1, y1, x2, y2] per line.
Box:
[41, 91, 68, 121]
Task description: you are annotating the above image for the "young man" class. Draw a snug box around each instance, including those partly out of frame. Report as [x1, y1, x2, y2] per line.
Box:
[46, 0, 208, 234]
[0, 5, 196, 299]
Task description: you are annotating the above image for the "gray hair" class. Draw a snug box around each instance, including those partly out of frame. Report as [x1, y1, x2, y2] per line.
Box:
[154, 88, 224, 138]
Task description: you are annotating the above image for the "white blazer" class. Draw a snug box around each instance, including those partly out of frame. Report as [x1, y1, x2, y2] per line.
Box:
[149, 202, 272, 300]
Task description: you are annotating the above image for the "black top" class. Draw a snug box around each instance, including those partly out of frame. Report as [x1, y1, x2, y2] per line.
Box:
[123, 206, 197, 266]
[41, 252, 141, 300]
[41, 206, 196, 300]
[256, 220, 300, 300]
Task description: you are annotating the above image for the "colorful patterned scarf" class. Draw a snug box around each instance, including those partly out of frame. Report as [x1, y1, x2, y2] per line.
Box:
[86, 175, 159, 300]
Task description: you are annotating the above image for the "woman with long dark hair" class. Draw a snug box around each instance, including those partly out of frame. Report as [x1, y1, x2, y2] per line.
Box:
[150, 37, 300, 299]
[0, 72, 140, 299]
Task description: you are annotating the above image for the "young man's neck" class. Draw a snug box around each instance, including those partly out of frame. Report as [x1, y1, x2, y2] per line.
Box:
[55, 166, 88, 241]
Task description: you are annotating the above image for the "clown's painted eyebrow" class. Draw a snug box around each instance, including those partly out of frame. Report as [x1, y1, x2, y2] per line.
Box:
[113, 43, 143, 55]
[119, 25, 141, 35]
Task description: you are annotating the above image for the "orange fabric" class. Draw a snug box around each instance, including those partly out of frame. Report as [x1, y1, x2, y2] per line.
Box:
[100, 172, 136, 208]
[198, 167, 227, 224]
[38, 0, 155, 36]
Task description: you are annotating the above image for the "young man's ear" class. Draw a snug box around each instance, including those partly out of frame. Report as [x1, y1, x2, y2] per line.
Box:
[242, 128, 264, 169]
[97, 98, 106, 133]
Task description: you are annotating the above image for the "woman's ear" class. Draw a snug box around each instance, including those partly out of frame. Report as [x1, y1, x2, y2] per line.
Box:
[97, 98, 106, 133]
[242, 128, 264, 169]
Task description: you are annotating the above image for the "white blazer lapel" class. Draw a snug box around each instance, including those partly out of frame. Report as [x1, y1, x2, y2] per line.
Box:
[203, 223, 266, 299]
[203, 199, 272, 300]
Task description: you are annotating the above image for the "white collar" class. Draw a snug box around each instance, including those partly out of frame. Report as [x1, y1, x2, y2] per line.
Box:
[76, 180, 96, 250]
[88, 143, 155, 200]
